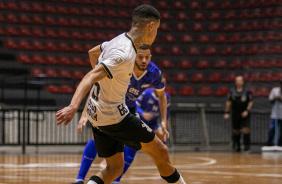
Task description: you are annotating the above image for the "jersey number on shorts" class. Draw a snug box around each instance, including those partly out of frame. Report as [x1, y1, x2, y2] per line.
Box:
[91, 83, 100, 101]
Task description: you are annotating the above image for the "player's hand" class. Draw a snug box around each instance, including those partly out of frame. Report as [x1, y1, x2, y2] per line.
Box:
[56, 105, 77, 127]
[142, 112, 153, 121]
[224, 113, 230, 120]
[161, 121, 169, 142]
[241, 111, 248, 118]
[77, 116, 88, 134]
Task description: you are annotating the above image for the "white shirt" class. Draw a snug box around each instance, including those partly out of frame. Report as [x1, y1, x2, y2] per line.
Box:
[86, 33, 137, 126]
[269, 87, 282, 120]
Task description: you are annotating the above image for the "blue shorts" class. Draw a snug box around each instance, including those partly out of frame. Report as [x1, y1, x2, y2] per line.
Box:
[147, 121, 160, 131]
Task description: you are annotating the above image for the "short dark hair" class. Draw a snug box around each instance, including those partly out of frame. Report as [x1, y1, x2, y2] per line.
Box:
[138, 44, 151, 52]
[132, 5, 160, 27]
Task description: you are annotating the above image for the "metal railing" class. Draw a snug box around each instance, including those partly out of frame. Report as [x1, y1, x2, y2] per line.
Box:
[0, 107, 271, 154]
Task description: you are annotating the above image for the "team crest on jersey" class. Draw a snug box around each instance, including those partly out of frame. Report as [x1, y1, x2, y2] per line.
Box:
[141, 84, 150, 88]
[147, 98, 154, 104]
[113, 57, 124, 65]
[241, 96, 247, 102]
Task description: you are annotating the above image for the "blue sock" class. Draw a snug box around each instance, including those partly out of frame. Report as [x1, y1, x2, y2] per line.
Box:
[77, 139, 97, 181]
[114, 146, 137, 182]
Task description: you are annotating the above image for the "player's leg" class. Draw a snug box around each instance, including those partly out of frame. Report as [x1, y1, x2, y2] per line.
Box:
[242, 115, 251, 152]
[154, 127, 166, 143]
[136, 118, 185, 183]
[88, 127, 124, 184]
[140, 136, 185, 183]
[232, 114, 241, 152]
[73, 134, 97, 184]
[101, 114, 186, 184]
[113, 122, 161, 183]
[88, 152, 124, 184]
[112, 146, 137, 183]
[277, 120, 282, 146]
[266, 119, 275, 146]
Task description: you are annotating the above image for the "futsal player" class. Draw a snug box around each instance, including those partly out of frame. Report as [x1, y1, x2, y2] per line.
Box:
[73, 44, 168, 184]
[224, 76, 253, 153]
[111, 88, 171, 184]
[56, 5, 186, 184]
[136, 87, 171, 143]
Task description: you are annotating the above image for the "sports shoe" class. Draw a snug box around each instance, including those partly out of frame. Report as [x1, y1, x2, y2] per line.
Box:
[243, 146, 251, 154]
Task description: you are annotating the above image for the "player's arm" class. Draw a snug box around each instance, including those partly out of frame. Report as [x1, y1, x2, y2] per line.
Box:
[224, 90, 232, 120]
[56, 65, 107, 126]
[77, 94, 90, 134]
[155, 89, 169, 141]
[166, 103, 171, 128]
[224, 100, 232, 120]
[247, 91, 253, 112]
[136, 94, 153, 121]
[242, 92, 253, 117]
[246, 101, 253, 112]
[88, 45, 102, 69]
[156, 89, 167, 125]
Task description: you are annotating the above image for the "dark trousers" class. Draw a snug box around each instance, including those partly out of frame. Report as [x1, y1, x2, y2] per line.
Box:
[266, 119, 282, 146]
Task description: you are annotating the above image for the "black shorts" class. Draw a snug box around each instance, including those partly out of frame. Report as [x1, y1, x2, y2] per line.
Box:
[231, 113, 250, 130]
[92, 113, 155, 158]
[129, 107, 140, 118]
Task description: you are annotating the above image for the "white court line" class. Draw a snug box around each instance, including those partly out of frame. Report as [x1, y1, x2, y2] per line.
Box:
[180, 170, 282, 178]
[130, 156, 217, 170]
[122, 176, 161, 181]
[0, 175, 70, 182]
[0, 163, 101, 168]
[0, 156, 217, 169]
[198, 164, 282, 169]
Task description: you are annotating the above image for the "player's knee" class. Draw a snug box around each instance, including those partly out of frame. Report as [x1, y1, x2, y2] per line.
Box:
[107, 162, 124, 177]
[242, 127, 250, 134]
[155, 143, 169, 161]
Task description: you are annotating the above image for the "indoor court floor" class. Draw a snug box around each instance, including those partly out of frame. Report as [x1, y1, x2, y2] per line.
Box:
[0, 152, 281, 184]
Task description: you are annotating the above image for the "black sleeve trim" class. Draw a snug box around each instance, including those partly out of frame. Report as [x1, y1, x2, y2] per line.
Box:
[100, 44, 103, 52]
[100, 63, 113, 79]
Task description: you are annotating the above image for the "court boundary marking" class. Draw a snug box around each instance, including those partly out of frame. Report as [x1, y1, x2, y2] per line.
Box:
[1, 156, 282, 182]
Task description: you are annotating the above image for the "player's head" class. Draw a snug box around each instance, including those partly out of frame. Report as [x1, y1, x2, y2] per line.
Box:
[235, 75, 244, 88]
[135, 44, 152, 71]
[132, 5, 160, 45]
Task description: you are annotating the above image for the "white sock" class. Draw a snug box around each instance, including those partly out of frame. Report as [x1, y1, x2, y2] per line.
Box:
[87, 181, 98, 184]
[175, 174, 186, 184]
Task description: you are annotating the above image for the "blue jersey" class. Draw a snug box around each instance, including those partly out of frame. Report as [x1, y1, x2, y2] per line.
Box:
[125, 62, 165, 109]
[136, 88, 171, 124]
